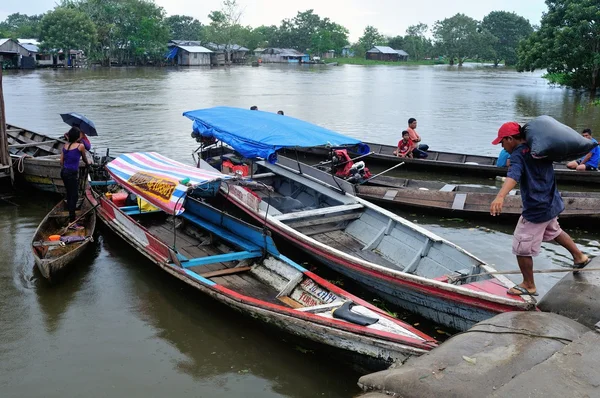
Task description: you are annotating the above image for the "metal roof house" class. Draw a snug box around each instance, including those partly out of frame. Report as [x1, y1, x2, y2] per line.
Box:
[17, 38, 53, 66]
[395, 49, 409, 61]
[256, 48, 309, 63]
[366, 46, 400, 62]
[166, 41, 212, 66]
[205, 42, 249, 64]
[0, 38, 33, 68]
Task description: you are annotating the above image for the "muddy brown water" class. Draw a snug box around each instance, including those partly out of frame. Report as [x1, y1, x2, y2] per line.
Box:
[1, 64, 599, 397]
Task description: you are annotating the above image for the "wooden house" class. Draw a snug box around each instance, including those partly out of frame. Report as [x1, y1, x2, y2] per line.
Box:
[366, 46, 400, 62]
[206, 43, 249, 64]
[166, 41, 212, 66]
[257, 48, 308, 63]
[0, 38, 32, 68]
[395, 49, 409, 61]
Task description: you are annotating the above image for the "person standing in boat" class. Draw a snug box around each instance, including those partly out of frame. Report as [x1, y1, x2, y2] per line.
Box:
[61, 127, 91, 229]
[406, 118, 428, 158]
[566, 129, 599, 171]
[490, 122, 590, 296]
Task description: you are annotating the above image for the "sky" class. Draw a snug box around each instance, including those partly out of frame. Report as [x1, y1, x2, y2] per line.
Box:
[1, 0, 548, 41]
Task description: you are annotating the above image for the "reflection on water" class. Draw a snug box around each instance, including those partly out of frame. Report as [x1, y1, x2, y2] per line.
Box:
[2, 65, 600, 397]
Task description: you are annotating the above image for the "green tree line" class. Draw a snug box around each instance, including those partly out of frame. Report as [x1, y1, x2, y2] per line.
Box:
[0, 0, 597, 91]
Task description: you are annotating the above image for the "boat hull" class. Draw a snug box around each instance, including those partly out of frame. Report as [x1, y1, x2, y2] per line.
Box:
[286, 144, 600, 185]
[87, 189, 431, 367]
[32, 198, 96, 282]
[223, 195, 525, 332]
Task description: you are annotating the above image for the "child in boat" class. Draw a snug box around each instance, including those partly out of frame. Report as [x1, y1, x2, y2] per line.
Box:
[393, 131, 415, 158]
[61, 127, 91, 229]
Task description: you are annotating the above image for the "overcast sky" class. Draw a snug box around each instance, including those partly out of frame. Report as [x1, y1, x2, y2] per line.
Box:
[1, 0, 547, 41]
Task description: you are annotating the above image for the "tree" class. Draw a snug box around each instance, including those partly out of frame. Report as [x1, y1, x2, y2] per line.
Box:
[358, 26, 385, 53]
[433, 13, 495, 66]
[387, 36, 405, 50]
[404, 23, 431, 60]
[68, 0, 169, 65]
[205, 0, 244, 62]
[517, 0, 600, 92]
[164, 15, 204, 41]
[482, 11, 533, 66]
[39, 7, 96, 65]
[0, 13, 44, 38]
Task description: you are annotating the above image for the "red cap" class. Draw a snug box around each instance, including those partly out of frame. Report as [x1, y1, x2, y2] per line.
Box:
[492, 122, 521, 145]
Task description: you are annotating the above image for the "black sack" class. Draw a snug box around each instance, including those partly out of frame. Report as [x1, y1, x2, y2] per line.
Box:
[523, 115, 597, 162]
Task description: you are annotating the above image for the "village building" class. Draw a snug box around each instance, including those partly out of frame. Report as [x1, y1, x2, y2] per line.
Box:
[17, 39, 53, 67]
[255, 48, 309, 63]
[205, 43, 249, 64]
[366, 46, 401, 61]
[166, 40, 212, 66]
[395, 49, 409, 61]
[0, 38, 32, 68]
[253, 48, 265, 57]
[322, 50, 335, 59]
[341, 45, 355, 57]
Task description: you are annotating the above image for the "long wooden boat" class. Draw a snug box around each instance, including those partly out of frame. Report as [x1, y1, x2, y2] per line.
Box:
[183, 107, 537, 331]
[6, 124, 88, 194]
[285, 142, 600, 185]
[88, 152, 436, 368]
[349, 175, 600, 225]
[31, 197, 96, 282]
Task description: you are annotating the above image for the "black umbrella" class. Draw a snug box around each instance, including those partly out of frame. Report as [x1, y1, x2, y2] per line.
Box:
[60, 112, 98, 136]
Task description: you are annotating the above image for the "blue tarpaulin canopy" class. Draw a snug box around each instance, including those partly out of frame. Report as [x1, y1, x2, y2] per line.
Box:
[183, 106, 369, 163]
[166, 47, 178, 59]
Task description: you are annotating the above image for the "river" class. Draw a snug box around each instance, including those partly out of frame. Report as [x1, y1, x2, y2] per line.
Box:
[1, 64, 600, 397]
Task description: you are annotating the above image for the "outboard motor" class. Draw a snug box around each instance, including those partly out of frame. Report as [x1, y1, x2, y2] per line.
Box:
[331, 149, 372, 183]
[346, 161, 372, 184]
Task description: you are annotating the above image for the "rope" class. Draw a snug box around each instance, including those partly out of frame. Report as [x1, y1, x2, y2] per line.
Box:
[453, 266, 600, 281]
[12, 154, 31, 173]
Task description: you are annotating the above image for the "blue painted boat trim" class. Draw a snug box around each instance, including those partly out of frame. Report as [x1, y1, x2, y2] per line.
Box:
[182, 250, 262, 268]
[275, 253, 308, 273]
[182, 211, 262, 253]
[89, 180, 116, 186]
[184, 198, 279, 255]
[182, 268, 217, 286]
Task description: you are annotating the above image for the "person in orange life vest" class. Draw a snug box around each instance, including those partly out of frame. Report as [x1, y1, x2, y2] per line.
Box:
[393, 131, 415, 158]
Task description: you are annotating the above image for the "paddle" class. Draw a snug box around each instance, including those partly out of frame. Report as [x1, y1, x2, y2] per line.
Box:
[360, 162, 406, 184]
[57, 202, 99, 235]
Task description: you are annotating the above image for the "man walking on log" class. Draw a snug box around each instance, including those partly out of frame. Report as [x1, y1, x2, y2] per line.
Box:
[490, 122, 590, 296]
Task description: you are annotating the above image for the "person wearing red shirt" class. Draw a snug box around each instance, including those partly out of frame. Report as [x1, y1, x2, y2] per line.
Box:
[406, 118, 428, 158]
[393, 131, 415, 158]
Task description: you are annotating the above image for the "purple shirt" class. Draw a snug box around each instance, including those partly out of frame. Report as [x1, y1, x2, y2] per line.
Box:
[62, 145, 82, 172]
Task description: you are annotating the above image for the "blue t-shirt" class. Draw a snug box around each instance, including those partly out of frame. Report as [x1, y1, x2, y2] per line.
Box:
[581, 138, 599, 168]
[496, 149, 510, 167]
[507, 144, 564, 223]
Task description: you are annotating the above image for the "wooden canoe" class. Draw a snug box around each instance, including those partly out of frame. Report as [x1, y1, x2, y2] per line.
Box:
[355, 175, 600, 225]
[208, 156, 537, 332]
[7, 124, 88, 194]
[87, 175, 436, 368]
[31, 197, 96, 282]
[285, 142, 600, 185]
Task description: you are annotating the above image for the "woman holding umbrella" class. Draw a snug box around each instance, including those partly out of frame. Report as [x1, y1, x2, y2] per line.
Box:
[61, 127, 91, 229]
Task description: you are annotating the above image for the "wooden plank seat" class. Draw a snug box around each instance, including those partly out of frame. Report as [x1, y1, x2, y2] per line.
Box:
[199, 266, 253, 278]
[284, 212, 361, 229]
[272, 203, 364, 222]
[181, 212, 263, 252]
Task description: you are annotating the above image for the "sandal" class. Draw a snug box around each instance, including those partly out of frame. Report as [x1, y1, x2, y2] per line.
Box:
[507, 285, 538, 296]
[573, 257, 592, 270]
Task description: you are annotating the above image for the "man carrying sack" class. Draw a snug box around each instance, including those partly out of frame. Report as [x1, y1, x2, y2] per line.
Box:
[490, 121, 590, 296]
